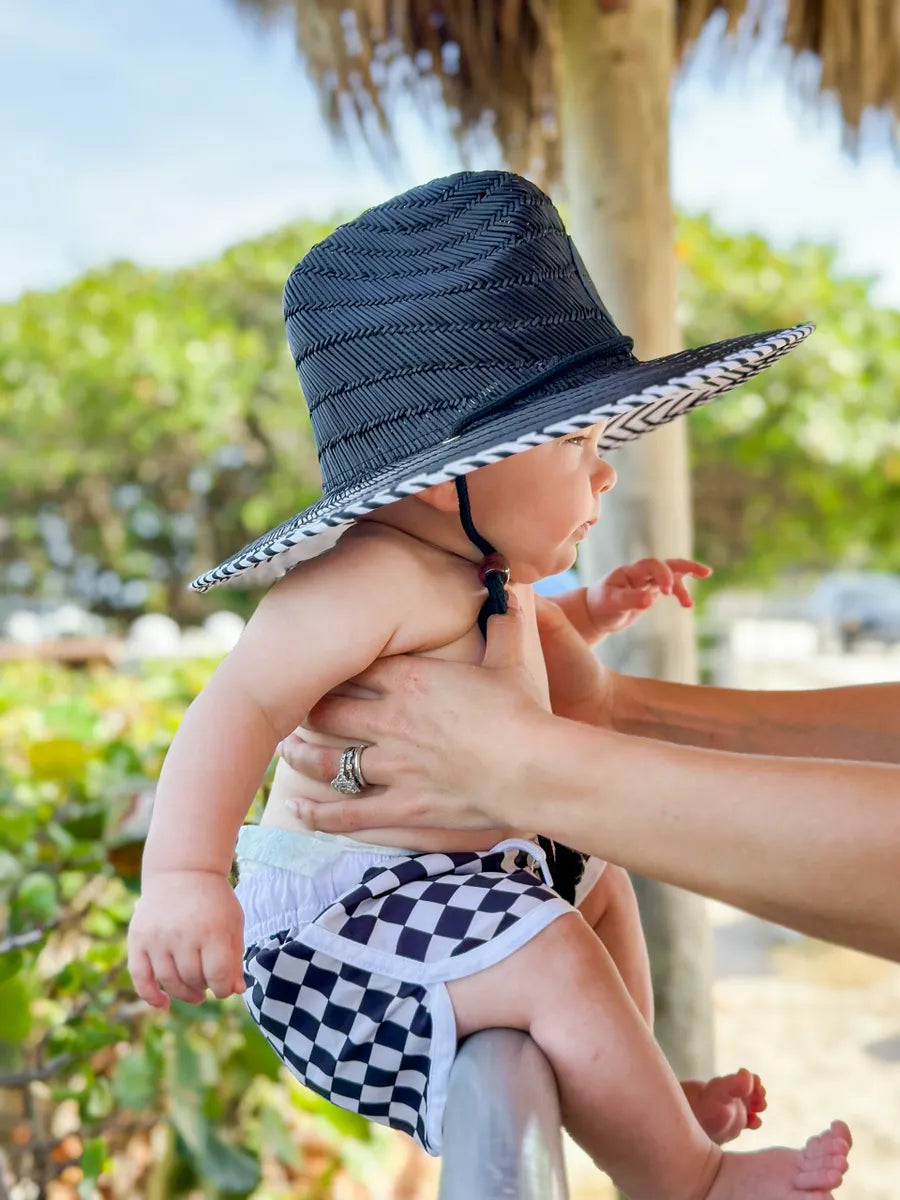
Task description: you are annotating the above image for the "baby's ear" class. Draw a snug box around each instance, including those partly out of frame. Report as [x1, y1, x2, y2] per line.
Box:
[414, 480, 459, 513]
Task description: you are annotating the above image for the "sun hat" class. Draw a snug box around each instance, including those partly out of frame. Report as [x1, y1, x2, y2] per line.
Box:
[190, 169, 812, 593]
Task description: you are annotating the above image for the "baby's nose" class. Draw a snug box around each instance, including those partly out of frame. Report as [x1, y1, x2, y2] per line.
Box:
[593, 460, 617, 494]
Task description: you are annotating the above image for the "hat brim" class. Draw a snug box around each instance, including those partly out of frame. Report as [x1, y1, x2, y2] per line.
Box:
[190, 323, 812, 592]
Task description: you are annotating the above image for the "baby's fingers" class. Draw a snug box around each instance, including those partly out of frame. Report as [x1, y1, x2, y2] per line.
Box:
[671, 576, 695, 608]
[668, 561, 712, 608]
[128, 947, 170, 1010]
[611, 584, 657, 610]
[621, 558, 674, 595]
[201, 938, 246, 1000]
[156, 949, 207, 1005]
[665, 558, 713, 579]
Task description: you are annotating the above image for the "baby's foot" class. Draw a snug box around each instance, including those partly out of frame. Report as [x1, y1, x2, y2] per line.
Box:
[682, 1068, 766, 1144]
[701, 1120, 852, 1200]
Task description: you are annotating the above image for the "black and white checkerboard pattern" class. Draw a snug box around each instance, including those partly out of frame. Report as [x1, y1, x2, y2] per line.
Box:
[312, 848, 560, 963]
[242, 848, 562, 1151]
[244, 935, 435, 1146]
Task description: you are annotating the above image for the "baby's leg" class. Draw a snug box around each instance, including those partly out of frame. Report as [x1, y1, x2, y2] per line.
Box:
[582, 867, 766, 1145]
[447, 913, 851, 1200]
[579, 863, 654, 1025]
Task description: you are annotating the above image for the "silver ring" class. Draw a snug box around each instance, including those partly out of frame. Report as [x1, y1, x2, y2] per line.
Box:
[330, 744, 369, 795]
[348, 743, 368, 789]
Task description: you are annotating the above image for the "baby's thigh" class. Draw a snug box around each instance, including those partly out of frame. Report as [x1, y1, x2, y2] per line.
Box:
[576, 862, 638, 932]
[446, 910, 594, 1040]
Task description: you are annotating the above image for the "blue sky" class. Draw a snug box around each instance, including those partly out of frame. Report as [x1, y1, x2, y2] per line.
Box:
[2, 0, 898, 306]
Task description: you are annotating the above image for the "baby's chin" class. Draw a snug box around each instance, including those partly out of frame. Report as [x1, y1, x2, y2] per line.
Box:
[508, 545, 578, 586]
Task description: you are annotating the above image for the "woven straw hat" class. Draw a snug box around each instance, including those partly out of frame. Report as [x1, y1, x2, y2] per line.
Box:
[190, 170, 812, 592]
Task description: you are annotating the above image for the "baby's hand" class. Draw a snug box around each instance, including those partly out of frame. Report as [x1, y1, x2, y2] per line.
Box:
[587, 557, 713, 636]
[127, 870, 246, 1009]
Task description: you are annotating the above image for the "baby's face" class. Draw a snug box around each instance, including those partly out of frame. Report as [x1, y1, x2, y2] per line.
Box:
[464, 421, 616, 582]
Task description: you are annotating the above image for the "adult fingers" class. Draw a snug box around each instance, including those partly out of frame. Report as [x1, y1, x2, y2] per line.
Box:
[481, 592, 529, 671]
[298, 791, 421, 835]
[278, 734, 383, 790]
[306, 692, 390, 742]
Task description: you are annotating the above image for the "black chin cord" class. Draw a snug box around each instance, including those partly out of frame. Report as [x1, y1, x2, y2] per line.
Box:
[454, 476, 509, 639]
[453, 474, 587, 905]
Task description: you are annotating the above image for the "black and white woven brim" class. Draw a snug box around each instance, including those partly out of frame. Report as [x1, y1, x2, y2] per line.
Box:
[190, 323, 811, 592]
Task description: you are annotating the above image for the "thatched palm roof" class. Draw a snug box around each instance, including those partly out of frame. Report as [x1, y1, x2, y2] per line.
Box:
[236, 1, 899, 184]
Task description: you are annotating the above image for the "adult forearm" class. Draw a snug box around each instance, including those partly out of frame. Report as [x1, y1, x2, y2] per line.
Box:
[520, 716, 900, 961]
[608, 676, 900, 763]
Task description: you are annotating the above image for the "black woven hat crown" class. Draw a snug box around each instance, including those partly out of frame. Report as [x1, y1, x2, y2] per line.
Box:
[286, 170, 630, 494]
[191, 170, 812, 591]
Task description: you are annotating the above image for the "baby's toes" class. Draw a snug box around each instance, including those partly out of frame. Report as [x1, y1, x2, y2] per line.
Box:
[798, 1128, 851, 1193]
[805, 1130, 851, 1164]
[795, 1161, 847, 1192]
[829, 1119, 852, 1148]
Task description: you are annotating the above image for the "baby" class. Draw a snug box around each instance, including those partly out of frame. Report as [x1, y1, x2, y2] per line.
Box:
[128, 170, 850, 1199]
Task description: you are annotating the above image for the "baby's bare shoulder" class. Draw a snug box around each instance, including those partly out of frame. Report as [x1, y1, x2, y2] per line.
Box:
[344, 523, 487, 658]
[267, 523, 480, 651]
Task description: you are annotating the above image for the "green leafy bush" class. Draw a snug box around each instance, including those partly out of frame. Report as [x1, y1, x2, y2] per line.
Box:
[0, 660, 398, 1199]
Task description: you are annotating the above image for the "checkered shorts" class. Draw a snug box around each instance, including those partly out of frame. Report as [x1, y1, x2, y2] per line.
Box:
[239, 838, 572, 1153]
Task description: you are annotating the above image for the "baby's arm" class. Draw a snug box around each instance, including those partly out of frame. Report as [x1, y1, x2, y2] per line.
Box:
[128, 535, 412, 1009]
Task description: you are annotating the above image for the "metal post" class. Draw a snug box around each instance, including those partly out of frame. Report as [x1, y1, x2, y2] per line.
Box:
[438, 1029, 570, 1200]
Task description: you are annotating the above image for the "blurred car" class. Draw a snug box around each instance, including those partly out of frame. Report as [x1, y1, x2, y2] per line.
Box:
[804, 572, 900, 651]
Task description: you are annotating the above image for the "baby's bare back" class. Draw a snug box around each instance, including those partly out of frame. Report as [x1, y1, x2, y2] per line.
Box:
[260, 522, 550, 851]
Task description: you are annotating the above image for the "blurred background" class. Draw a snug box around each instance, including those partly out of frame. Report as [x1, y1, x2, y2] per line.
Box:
[1, 1, 898, 1197]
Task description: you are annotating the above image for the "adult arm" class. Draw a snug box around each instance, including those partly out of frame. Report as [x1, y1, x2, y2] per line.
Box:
[534, 588, 900, 763]
[284, 601, 900, 961]
[607, 673, 900, 762]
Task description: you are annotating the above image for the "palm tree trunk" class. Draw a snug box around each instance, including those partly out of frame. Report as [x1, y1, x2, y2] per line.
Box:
[557, 0, 715, 1088]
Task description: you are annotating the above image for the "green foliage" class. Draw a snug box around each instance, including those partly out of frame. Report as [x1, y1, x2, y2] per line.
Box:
[0, 660, 386, 1198]
[0, 223, 333, 623]
[678, 214, 900, 588]
[1, 213, 897, 618]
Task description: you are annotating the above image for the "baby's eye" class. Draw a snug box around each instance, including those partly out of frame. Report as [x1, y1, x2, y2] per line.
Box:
[566, 435, 588, 446]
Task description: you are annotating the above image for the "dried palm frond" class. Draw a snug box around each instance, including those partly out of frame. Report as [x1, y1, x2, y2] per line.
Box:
[235, 1, 899, 183]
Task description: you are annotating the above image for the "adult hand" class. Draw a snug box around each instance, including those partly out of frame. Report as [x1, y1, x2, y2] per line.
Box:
[278, 595, 550, 835]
